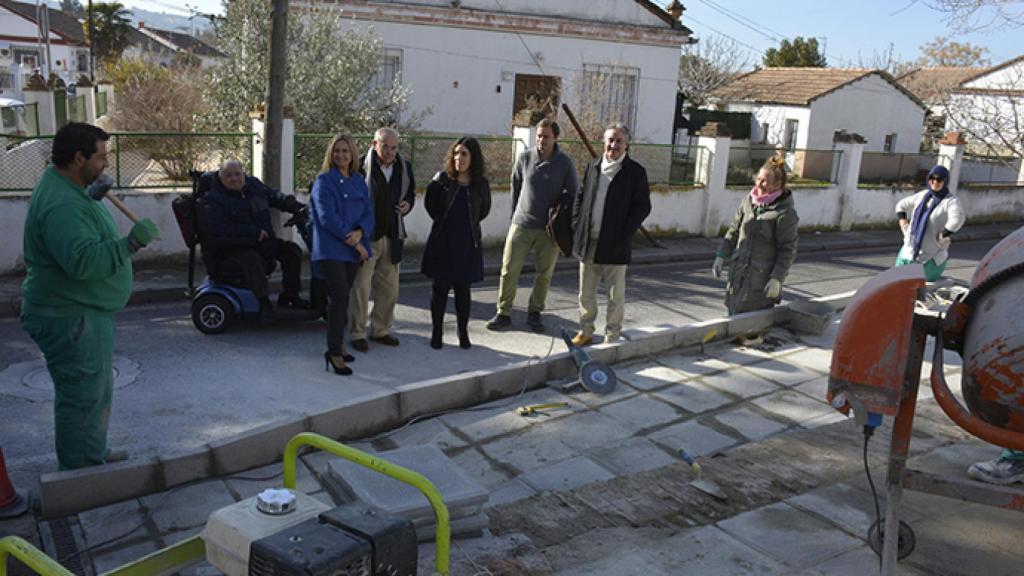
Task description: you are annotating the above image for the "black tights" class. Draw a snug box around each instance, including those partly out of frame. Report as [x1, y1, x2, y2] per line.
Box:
[430, 280, 471, 335]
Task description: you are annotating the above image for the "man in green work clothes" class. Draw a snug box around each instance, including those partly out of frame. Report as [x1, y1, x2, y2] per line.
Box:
[20, 122, 160, 470]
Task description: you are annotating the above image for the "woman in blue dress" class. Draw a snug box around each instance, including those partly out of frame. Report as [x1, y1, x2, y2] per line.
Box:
[421, 137, 491, 349]
[310, 134, 374, 375]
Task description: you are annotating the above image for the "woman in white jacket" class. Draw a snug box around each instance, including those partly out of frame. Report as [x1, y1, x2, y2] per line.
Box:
[895, 165, 965, 281]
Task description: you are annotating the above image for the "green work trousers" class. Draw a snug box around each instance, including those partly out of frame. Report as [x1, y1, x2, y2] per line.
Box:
[895, 254, 947, 282]
[496, 224, 560, 315]
[21, 314, 115, 470]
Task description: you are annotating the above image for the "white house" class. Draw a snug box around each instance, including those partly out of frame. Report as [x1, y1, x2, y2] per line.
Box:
[304, 0, 695, 143]
[0, 0, 90, 97]
[124, 23, 224, 69]
[944, 55, 1024, 157]
[712, 67, 927, 154]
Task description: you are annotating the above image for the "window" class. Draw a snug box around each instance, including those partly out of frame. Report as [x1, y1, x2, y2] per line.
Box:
[580, 63, 640, 133]
[761, 122, 770, 143]
[76, 51, 89, 72]
[365, 48, 402, 122]
[884, 133, 897, 153]
[783, 118, 799, 151]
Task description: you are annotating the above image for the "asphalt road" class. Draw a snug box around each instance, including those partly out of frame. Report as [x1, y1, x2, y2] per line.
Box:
[0, 239, 996, 490]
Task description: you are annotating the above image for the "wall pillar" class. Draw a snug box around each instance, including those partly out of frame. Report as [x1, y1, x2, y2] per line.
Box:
[251, 111, 298, 242]
[937, 131, 966, 195]
[696, 122, 731, 238]
[77, 76, 96, 124]
[513, 124, 536, 166]
[21, 74, 55, 135]
[833, 132, 866, 231]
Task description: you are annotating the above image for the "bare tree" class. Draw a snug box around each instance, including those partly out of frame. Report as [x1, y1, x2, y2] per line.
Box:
[678, 36, 752, 108]
[927, 0, 1024, 31]
[939, 62, 1024, 159]
[917, 38, 991, 67]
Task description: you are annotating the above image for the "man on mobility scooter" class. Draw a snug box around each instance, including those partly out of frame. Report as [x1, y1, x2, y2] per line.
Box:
[201, 160, 309, 324]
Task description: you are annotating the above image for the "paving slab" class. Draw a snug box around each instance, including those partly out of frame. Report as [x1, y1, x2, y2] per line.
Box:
[485, 478, 537, 509]
[652, 380, 734, 414]
[716, 502, 864, 570]
[709, 344, 775, 366]
[223, 461, 319, 500]
[648, 419, 738, 456]
[90, 537, 161, 575]
[751, 389, 837, 424]
[698, 367, 781, 399]
[448, 447, 512, 489]
[786, 482, 924, 538]
[616, 361, 686, 391]
[597, 395, 684, 432]
[655, 352, 732, 379]
[565, 378, 639, 407]
[793, 375, 829, 401]
[140, 479, 235, 534]
[478, 426, 578, 475]
[776, 346, 834, 373]
[325, 444, 487, 521]
[588, 437, 678, 476]
[519, 456, 615, 492]
[798, 544, 930, 575]
[77, 498, 147, 550]
[539, 411, 636, 452]
[742, 358, 825, 387]
[383, 416, 468, 450]
[713, 407, 790, 442]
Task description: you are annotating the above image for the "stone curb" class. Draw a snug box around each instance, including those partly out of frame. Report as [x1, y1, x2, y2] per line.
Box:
[0, 227, 1010, 319]
[38, 291, 855, 518]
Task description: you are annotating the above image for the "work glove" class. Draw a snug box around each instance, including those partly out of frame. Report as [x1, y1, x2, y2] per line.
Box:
[764, 278, 782, 300]
[127, 219, 160, 252]
[711, 256, 725, 279]
[937, 235, 952, 251]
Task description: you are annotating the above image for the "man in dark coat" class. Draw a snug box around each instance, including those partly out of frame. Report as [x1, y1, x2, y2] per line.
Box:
[349, 127, 416, 351]
[570, 123, 651, 346]
[204, 160, 307, 321]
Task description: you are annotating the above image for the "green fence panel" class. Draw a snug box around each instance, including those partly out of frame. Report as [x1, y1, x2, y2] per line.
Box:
[96, 92, 108, 118]
[858, 152, 939, 189]
[68, 95, 86, 123]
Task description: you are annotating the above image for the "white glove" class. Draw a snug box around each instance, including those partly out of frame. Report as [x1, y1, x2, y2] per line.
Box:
[712, 256, 725, 279]
[937, 235, 952, 251]
[765, 278, 782, 299]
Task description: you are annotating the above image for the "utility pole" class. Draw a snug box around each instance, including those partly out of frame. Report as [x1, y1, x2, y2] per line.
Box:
[87, 0, 94, 81]
[263, 0, 288, 190]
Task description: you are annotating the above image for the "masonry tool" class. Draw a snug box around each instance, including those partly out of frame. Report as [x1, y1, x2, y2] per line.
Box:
[516, 402, 570, 417]
[87, 173, 141, 223]
[679, 449, 727, 500]
[560, 327, 617, 395]
[828, 225, 1024, 575]
[700, 328, 717, 355]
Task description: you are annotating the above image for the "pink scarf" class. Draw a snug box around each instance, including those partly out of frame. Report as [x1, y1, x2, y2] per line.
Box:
[750, 185, 783, 207]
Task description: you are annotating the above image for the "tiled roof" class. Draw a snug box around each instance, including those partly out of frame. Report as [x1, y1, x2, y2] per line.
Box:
[898, 67, 989, 103]
[713, 67, 925, 109]
[143, 28, 223, 58]
[0, 0, 86, 44]
[633, 0, 694, 34]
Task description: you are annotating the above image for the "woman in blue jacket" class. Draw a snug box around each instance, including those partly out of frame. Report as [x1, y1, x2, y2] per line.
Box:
[311, 134, 374, 375]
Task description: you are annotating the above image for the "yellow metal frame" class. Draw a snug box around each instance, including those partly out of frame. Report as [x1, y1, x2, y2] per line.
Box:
[283, 432, 451, 576]
[1, 433, 451, 576]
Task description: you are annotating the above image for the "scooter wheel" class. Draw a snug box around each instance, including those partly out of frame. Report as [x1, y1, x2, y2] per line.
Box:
[192, 294, 234, 334]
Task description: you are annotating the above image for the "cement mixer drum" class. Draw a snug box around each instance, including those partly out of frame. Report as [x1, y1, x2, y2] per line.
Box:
[959, 227, 1024, 435]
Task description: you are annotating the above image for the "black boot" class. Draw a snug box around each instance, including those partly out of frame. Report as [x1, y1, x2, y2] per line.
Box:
[454, 283, 471, 349]
[430, 281, 447, 350]
[457, 325, 471, 349]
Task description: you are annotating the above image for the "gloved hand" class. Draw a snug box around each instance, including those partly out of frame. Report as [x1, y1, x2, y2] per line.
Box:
[712, 256, 725, 279]
[937, 235, 952, 251]
[765, 278, 782, 299]
[128, 219, 160, 252]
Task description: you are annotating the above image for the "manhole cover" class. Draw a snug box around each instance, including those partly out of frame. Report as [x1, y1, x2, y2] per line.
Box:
[0, 357, 140, 402]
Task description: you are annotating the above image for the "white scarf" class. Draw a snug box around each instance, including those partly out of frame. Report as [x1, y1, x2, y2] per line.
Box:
[590, 155, 624, 239]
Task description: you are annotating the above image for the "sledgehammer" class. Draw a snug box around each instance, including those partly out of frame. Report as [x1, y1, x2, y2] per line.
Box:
[87, 174, 140, 224]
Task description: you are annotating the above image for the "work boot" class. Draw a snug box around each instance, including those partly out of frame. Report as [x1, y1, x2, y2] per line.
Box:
[526, 312, 545, 333]
[571, 332, 593, 347]
[104, 449, 129, 464]
[486, 314, 512, 331]
[967, 456, 1024, 485]
[258, 298, 275, 325]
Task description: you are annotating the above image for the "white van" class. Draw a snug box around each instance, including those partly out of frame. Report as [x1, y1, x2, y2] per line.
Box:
[0, 97, 28, 135]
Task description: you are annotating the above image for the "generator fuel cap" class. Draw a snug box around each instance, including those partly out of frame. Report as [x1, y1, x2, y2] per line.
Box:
[256, 488, 297, 515]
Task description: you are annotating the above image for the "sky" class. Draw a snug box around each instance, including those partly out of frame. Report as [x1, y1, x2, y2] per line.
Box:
[118, 0, 1022, 67]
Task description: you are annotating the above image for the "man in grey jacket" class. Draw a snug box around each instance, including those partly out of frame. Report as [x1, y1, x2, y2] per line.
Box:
[487, 118, 578, 333]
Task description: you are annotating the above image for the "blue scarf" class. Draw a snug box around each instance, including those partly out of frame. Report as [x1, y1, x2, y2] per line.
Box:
[910, 165, 950, 259]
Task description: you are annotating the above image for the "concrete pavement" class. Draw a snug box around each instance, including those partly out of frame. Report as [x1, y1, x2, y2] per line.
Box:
[6, 317, 1022, 575]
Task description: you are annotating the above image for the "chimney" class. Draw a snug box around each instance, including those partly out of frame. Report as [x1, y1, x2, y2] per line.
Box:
[666, 1, 684, 21]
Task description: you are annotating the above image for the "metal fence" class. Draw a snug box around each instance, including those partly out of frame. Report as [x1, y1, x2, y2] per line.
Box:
[858, 152, 942, 189]
[727, 147, 841, 186]
[68, 94, 86, 123]
[0, 132, 255, 193]
[96, 91, 108, 118]
[293, 134, 704, 193]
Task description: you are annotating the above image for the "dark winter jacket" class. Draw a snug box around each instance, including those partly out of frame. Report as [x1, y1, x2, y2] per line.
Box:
[360, 150, 416, 264]
[204, 172, 303, 245]
[572, 155, 652, 265]
[423, 171, 491, 249]
[718, 190, 799, 314]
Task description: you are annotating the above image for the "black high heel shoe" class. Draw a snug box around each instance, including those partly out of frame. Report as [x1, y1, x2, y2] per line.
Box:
[323, 351, 353, 375]
[458, 328, 471, 349]
[430, 328, 443, 350]
[340, 351, 355, 363]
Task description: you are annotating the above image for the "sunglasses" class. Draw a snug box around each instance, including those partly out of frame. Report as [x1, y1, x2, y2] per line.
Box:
[928, 176, 945, 182]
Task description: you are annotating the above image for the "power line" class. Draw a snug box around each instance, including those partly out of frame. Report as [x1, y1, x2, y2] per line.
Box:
[685, 14, 767, 57]
[694, 0, 784, 43]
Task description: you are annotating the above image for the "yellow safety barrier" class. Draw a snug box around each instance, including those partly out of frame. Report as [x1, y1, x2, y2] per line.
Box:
[283, 432, 452, 576]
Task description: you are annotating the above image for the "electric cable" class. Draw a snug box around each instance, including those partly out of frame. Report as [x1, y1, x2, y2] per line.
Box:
[862, 424, 882, 571]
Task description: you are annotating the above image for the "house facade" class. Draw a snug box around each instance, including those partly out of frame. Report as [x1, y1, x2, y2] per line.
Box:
[123, 23, 224, 69]
[0, 0, 90, 97]
[945, 55, 1024, 157]
[306, 0, 694, 143]
[713, 67, 927, 154]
